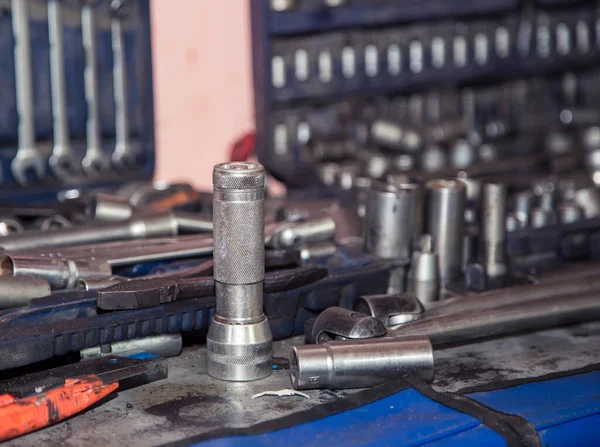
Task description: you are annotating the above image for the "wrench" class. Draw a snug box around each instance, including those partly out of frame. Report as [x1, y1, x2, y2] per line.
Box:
[48, 0, 77, 178]
[110, 0, 136, 168]
[10, 0, 45, 185]
[81, 0, 110, 176]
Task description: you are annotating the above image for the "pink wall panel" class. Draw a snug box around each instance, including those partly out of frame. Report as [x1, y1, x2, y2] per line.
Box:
[151, 1, 254, 189]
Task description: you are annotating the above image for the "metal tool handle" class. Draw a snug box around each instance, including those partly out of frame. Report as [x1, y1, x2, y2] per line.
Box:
[81, 1, 109, 175]
[111, 1, 134, 167]
[11, 0, 45, 184]
[390, 292, 600, 345]
[12, 0, 34, 151]
[48, 0, 76, 178]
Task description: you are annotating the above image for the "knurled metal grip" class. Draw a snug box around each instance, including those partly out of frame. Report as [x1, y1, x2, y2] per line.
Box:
[213, 163, 265, 285]
[208, 162, 272, 382]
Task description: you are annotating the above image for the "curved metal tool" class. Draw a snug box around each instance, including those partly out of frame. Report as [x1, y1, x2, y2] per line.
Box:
[389, 290, 600, 346]
[354, 294, 425, 327]
[81, 1, 110, 176]
[306, 306, 387, 344]
[11, 0, 45, 185]
[97, 265, 328, 310]
[110, 0, 136, 168]
[48, 0, 78, 178]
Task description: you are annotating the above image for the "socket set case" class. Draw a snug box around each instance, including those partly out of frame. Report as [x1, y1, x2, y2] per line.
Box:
[251, 0, 600, 188]
[0, 0, 154, 202]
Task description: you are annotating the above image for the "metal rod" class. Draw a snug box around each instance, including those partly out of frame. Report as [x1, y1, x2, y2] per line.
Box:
[481, 182, 508, 282]
[424, 270, 600, 318]
[0, 276, 50, 309]
[81, 334, 182, 359]
[0, 212, 179, 251]
[389, 291, 600, 346]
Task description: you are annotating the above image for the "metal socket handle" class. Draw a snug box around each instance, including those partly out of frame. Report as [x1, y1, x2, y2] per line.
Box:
[207, 162, 273, 381]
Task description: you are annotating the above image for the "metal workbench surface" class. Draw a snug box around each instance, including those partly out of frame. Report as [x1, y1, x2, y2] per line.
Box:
[10, 322, 600, 447]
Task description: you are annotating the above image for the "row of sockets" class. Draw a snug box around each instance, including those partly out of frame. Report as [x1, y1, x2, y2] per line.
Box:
[268, 70, 600, 160]
[270, 0, 570, 13]
[269, 8, 600, 101]
[312, 130, 582, 192]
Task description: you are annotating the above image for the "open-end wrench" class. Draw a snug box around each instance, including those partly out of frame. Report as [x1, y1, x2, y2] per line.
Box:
[10, 0, 45, 185]
[48, 0, 77, 178]
[81, 0, 110, 176]
[110, 0, 136, 168]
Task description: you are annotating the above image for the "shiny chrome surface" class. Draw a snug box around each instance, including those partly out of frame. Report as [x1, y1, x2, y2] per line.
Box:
[291, 337, 434, 390]
[425, 179, 466, 283]
[207, 162, 272, 381]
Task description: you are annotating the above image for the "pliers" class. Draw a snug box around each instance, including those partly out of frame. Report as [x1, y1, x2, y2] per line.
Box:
[0, 356, 167, 441]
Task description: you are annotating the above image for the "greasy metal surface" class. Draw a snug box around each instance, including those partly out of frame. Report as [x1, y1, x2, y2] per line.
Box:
[11, 324, 600, 446]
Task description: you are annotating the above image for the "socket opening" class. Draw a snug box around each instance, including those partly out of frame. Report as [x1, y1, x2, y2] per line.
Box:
[0, 219, 22, 236]
[372, 181, 418, 195]
[427, 179, 465, 190]
[290, 348, 300, 388]
[0, 256, 14, 276]
[218, 162, 260, 171]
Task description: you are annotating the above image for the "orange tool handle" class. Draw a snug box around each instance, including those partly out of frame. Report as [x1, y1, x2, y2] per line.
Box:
[148, 189, 202, 211]
[0, 374, 118, 442]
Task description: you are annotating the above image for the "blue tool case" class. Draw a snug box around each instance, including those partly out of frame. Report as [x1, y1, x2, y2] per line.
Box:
[247, 2, 600, 446]
[251, 0, 600, 188]
[0, 0, 154, 202]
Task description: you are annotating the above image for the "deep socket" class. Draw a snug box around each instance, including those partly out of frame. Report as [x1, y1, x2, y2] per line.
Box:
[425, 179, 466, 284]
[365, 181, 418, 293]
[365, 181, 418, 264]
[291, 337, 434, 390]
[207, 162, 273, 381]
[481, 182, 508, 282]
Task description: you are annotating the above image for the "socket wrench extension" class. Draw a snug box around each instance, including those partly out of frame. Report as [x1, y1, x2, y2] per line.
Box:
[207, 162, 273, 381]
[0, 276, 51, 309]
[1, 254, 112, 289]
[11, 0, 45, 185]
[80, 334, 182, 360]
[291, 337, 434, 390]
[481, 182, 508, 283]
[425, 179, 466, 284]
[81, 0, 110, 175]
[48, 0, 77, 178]
[0, 211, 179, 251]
[389, 291, 600, 346]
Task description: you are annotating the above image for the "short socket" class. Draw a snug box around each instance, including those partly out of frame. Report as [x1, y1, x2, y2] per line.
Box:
[574, 187, 600, 219]
[514, 190, 535, 228]
[558, 203, 584, 225]
[207, 162, 272, 381]
[421, 146, 447, 172]
[407, 234, 439, 304]
[425, 179, 466, 283]
[530, 207, 557, 229]
[450, 139, 476, 169]
[365, 181, 418, 264]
